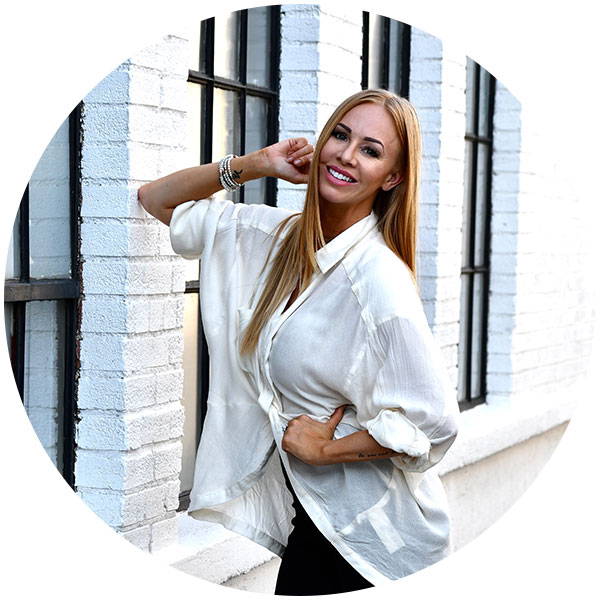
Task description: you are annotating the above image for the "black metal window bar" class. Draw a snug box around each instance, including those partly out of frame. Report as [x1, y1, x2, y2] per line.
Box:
[179, 6, 281, 511]
[4, 105, 82, 487]
[362, 12, 411, 98]
[458, 59, 496, 410]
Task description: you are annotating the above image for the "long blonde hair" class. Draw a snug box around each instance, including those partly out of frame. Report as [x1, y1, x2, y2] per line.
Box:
[240, 89, 422, 355]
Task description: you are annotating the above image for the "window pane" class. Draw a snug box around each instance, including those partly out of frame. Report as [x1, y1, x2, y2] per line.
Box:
[474, 144, 489, 266]
[244, 96, 268, 205]
[367, 15, 384, 89]
[213, 88, 241, 203]
[462, 141, 474, 267]
[187, 82, 203, 167]
[4, 303, 14, 365]
[180, 293, 199, 494]
[478, 69, 492, 137]
[457, 273, 471, 401]
[28, 118, 71, 279]
[465, 58, 476, 136]
[188, 23, 201, 72]
[214, 12, 240, 80]
[5, 212, 20, 279]
[470, 273, 485, 399]
[388, 20, 405, 94]
[247, 7, 271, 87]
[23, 300, 66, 469]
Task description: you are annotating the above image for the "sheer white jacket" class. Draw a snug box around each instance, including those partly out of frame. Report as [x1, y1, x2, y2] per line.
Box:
[169, 197, 459, 584]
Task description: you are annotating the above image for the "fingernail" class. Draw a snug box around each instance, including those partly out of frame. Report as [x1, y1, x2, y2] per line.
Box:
[293, 159, 302, 165]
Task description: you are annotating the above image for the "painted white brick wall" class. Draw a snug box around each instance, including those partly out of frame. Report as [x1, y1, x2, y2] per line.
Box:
[76, 32, 190, 552]
[277, 4, 363, 212]
[487, 81, 596, 402]
[410, 28, 467, 391]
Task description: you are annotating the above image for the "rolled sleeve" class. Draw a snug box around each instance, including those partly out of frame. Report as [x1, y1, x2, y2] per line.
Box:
[169, 198, 242, 260]
[353, 314, 459, 473]
[169, 197, 298, 260]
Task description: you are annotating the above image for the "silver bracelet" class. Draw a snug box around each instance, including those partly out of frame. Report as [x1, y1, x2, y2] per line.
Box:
[218, 154, 243, 192]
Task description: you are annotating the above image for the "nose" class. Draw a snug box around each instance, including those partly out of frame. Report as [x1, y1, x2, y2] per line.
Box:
[338, 141, 358, 166]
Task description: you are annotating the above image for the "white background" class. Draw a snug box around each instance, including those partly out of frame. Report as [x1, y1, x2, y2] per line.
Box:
[0, 1, 598, 598]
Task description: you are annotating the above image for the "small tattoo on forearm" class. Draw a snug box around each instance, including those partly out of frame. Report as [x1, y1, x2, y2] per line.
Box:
[358, 451, 393, 459]
[231, 169, 243, 181]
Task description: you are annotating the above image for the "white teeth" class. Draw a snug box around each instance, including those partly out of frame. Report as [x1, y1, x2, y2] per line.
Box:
[328, 167, 354, 183]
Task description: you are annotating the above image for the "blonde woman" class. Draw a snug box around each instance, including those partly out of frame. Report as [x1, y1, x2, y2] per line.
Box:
[138, 89, 459, 595]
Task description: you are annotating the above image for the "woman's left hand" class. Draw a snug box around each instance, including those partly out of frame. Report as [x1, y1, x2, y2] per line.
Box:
[282, 406, 347, 466]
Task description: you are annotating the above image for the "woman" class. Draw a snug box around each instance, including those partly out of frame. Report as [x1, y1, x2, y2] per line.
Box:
[138, 89, 459, 595]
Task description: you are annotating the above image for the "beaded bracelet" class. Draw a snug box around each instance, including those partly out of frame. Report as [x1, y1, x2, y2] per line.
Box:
[218, 154, 243, 192]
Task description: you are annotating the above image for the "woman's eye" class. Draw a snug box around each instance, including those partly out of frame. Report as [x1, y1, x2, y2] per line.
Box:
[332, 129, 347, 141]
[362, 146, 380, 158]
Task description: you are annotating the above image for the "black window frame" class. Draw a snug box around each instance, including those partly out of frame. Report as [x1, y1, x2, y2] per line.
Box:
[4, 104, 82, 488]
[361, 12, 411, 98]
[179, 6, 281, 511]
[458, 59, 496, 411]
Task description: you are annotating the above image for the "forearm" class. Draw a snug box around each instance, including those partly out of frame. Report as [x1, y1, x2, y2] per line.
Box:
[137, 150, 268, 225]
[320, 430, 401, 464]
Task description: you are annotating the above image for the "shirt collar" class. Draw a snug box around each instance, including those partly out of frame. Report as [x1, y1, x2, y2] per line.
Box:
[315, 211, 379, 274]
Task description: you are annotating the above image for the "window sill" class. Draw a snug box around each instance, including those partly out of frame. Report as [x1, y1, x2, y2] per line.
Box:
[438, 379, 584, 476]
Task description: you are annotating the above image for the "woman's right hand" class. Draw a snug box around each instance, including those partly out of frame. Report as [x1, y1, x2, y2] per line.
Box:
[258, 138, 314, 184]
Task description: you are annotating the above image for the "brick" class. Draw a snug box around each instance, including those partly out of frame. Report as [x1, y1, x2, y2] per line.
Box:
[121, 481, 180, 526]
[78, 374, 127, 410]
[281, 42, 320, 72]
[129, 104, 186, 145]
[81, 184, 138, 218]
[77, 489, 122, 526]
[279, 101, 318, 131]
[75, 447, 154, 490]
[79, 333, 126, 371]
[154, 440, 183, 480]
[157, 146, 188, 178]
[280, 72, 318, 103]
[26, 407, 58, 448]
[281, 13, 319, 42]
[410, 29, 443, 60]
[81, 295, 128, 333]
[128, 141, 162, 182]
[127, 261, 173, 295]
[77, 410, 128, 450]
[84, 67, 129, 105]
[128, 66, 162, 107]
[410, 58, 443, 84]
[81, 218, 129, 257]
[84, 104, 129, 143]
[171, 260, 187, 293]
[125, 403, 184, 450]
[81, 140, 130, 180]
[123, 332, 171, 371]
[122, 373, 157, 410]
[155, 369, 184, 404]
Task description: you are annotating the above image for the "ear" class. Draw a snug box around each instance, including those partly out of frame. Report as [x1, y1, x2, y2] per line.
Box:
[381, 171, 403, 192]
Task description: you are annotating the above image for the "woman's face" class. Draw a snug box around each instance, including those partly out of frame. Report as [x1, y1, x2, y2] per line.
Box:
[318, 102, 403, 212]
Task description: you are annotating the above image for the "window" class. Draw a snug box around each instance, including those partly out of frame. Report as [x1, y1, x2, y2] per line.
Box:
[4, 106, 82, 487]
[458, 59, 496, 410]
[179, 6, 281, 510]
[361, 12, 411, 97]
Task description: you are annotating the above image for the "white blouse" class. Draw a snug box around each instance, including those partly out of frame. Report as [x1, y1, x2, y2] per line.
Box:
[169, 197, 459, 584]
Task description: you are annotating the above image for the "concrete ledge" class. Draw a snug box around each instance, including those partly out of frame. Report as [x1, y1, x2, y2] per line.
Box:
[439, 380, 584, 475]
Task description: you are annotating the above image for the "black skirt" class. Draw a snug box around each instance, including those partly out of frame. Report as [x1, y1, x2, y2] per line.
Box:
[275, 459, 374, 596]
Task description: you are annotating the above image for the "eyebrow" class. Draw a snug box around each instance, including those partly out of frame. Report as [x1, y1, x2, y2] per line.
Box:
[337, 122, 385, 149]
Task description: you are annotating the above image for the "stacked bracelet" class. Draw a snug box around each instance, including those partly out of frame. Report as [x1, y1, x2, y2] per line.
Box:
[218, 154, 244, 192]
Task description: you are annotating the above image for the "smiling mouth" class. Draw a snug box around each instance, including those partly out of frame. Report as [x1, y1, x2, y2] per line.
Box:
[327, 166, 357, 183]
